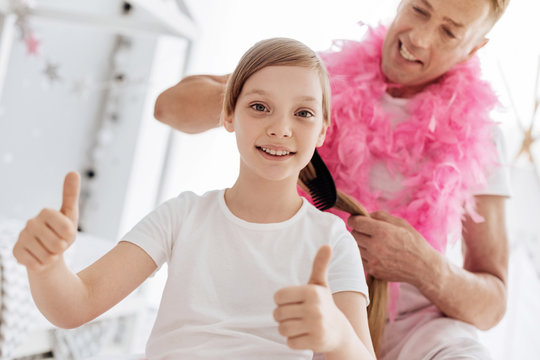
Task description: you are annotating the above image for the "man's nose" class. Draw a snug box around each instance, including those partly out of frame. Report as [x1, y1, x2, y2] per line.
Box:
[409, 23, 434, 49]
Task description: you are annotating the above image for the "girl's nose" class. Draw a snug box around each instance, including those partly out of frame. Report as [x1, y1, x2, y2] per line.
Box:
[267, 115, 292, 138]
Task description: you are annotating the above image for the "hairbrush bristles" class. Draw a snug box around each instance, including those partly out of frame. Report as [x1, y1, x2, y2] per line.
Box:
[299, 150, 337, 211]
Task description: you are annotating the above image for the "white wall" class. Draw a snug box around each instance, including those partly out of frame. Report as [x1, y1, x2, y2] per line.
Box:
[0, 1, 190, 241]
[0, 15, 115, 221]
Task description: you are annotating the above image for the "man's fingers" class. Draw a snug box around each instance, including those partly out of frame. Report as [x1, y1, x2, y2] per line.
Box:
[60, 171, 80, 225]
[347, 214, 374, 235]
[308, 245, 331, 287]
[370, 210, 409, 228]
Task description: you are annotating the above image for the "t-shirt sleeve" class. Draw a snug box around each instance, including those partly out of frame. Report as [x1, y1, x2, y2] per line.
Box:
[120, 193, 191, 269]
[475, 126, 512, 197]
[328, 224, 369, 306]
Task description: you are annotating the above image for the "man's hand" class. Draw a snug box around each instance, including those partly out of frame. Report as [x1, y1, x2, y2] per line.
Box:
[273, 245, 350, 352]
[347, 211, 437, 286]
[13, 172, 80, 273]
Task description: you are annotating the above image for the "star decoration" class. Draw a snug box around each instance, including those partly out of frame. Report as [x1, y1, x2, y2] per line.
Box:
[24, 31, 40, 55]
[515, 124, 538, 163]
[502, 55, 540, 171]
[43, 62, 61, 82]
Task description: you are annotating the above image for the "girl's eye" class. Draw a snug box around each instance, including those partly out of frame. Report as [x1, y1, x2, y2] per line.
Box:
[250, 103, 268, 112]
[296, 110, 314, 118]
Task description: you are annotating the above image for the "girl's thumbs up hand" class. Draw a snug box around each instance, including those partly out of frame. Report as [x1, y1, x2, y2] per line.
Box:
[60, 172, 80, 225]
[307, 244, 331, 287]
[13, 172, 80, 273]
[273, 245, 349, 353]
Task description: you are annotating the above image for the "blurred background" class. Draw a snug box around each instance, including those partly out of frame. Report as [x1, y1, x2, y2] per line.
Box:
[0, 0, 538, 358]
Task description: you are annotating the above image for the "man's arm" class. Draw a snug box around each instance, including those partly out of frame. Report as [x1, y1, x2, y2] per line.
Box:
[421, 195, 508, 329]
[348, 195, 508, 330]
[154, 74, 229, 134]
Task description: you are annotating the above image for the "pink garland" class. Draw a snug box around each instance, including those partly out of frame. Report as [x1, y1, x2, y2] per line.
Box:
[316, 25, 500, 253]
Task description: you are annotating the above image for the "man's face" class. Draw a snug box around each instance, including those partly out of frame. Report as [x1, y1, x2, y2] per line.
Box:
[381, 0, 492, 96]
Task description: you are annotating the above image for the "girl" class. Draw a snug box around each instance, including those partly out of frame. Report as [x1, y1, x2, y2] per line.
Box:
[13, 38, 374, 360]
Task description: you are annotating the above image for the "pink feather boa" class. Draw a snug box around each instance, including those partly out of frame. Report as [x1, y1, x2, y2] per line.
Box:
[315, 25, 499, 253]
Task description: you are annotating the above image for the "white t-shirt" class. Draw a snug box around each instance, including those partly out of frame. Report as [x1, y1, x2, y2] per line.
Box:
[122, 189, 368, 360]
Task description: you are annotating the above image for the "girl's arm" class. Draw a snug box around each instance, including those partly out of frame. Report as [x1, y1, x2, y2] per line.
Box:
[13, 172, 157, 328]
[27, 241, 156, 328]
[331, 292, 375, 359]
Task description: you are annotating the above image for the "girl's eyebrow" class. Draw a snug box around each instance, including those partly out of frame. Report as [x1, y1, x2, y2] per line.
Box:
[297, 96, 320, 104]
[243, 88, 321, 104]
[243, 89, 267, 96]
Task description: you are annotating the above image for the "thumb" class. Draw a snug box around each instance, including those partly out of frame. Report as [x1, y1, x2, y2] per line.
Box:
[308, 245, 332, 287]
[60, 171, 80, 224]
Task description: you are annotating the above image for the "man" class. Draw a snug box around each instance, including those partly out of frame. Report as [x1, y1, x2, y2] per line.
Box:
[154, 0, 510, 358]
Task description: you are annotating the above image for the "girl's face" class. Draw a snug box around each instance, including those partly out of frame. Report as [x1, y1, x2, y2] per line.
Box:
[224, 65, 327, 183]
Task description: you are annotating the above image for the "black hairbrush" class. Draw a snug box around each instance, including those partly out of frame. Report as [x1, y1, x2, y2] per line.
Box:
[299, 150, 369, 216]
[298, 150, 337, 211]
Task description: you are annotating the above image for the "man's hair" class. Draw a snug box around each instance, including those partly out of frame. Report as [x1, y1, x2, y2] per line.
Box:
[488, 0, 510, 26]
[223, 37, 331, 126]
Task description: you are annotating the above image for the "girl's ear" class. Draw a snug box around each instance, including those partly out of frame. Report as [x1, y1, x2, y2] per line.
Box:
[316, 123, 328, 147]
[223, 112, 234, 133]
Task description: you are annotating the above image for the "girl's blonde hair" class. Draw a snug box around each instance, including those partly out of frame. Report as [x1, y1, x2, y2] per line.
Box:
[223, 37, 331, 126]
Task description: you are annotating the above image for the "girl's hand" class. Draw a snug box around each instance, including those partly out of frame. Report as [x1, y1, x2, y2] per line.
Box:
[13, 172, 80, 273]
[273, 245, 350, 353]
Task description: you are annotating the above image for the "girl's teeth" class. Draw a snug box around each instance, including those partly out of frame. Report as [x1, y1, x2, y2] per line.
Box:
[261, 147, 290, 156]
